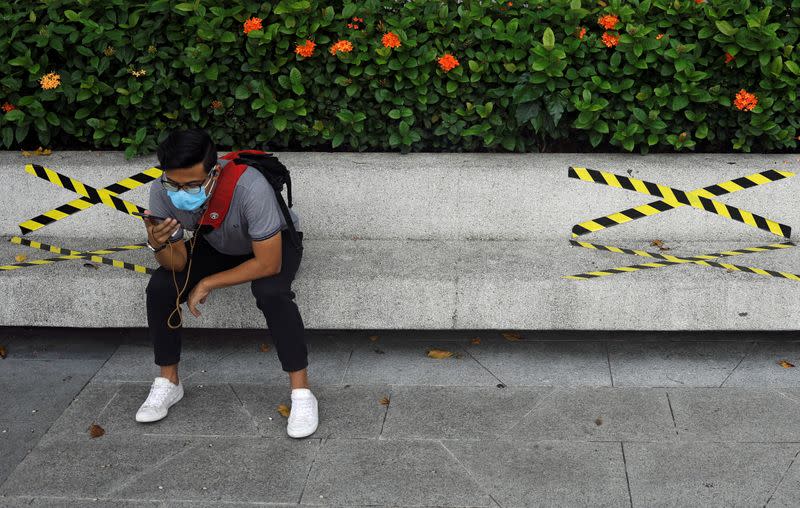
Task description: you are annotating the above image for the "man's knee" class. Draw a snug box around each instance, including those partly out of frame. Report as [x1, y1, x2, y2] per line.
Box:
[251, 278, 292, 301]
[146, 268, 180, 298]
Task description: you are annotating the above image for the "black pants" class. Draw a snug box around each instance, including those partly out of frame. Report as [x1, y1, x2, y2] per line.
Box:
[145, 230, 307, 372]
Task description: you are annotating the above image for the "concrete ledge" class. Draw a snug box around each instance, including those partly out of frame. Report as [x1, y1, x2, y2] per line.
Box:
[2, 236, 798, 330]
[2, 152, 799, 330]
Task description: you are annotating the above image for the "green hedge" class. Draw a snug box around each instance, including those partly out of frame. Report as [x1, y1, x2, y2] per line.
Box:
[1, 0, 799, 156]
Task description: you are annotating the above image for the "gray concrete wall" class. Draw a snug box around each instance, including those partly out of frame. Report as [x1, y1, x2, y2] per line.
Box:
[2, 151, 798, 330]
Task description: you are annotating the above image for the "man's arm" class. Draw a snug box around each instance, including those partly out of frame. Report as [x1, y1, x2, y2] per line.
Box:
[201, 231, 283, 290]
[154, 238, 188, 272]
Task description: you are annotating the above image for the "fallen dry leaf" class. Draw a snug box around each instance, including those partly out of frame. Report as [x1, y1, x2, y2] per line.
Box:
[0, 345, 6, 359]
[778, 359, 795, 368]
[379, 396, 390, 406]
[88, 423, 105, 438]
[502, 332, 522, 341]
[277, 404, 290, 417]
[470, 337, 481, 345]
[368, 335, 379, 342]
[595, 416, 603, 426]
[83, 263, 99, 270]
[14, 254, 26, 262]
[650, 239, 670, 251]
[259, 343, 270, 352]
[426, 348, 453, 359]
[21, 146, 52, 156]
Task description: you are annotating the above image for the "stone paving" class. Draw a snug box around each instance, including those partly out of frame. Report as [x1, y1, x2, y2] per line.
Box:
[2, 327, 800, 507]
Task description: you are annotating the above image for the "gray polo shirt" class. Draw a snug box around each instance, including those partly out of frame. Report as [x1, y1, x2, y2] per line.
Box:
[148, 158, 301, 256]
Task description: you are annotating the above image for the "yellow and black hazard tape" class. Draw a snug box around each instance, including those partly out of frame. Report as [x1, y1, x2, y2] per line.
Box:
[6, 236, 153, 275]
[565, 240, 800, 281]
[570, 169, 795, 238]
[24, 164, 147, 220]
[19, 166, 162, 235]
[568, 166, 792, 238]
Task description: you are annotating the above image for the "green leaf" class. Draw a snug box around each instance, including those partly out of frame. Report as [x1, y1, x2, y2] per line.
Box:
[543, 27, 555, 51]
[220, 32, 236, 43]
[715, 21, 738, 36]
[446, 81, 457, 94]
[770, 56, 783, 77]
[2, 127, 12, 147]
[174, 3, 195, 12]
[135, 127, 146, 144]
[785, 61, 800, 76]
[672, 95, 689, 110]
[4, 109, 24, 122]
[234, 85, 250, 99]
[273, 116, 287, 131]
[290, 67, 301, 84]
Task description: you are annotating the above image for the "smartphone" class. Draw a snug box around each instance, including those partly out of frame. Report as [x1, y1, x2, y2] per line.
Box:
[132, 211, 174, 223]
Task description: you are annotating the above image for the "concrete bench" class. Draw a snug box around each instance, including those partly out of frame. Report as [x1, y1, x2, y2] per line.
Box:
[2, 151, 798, 330]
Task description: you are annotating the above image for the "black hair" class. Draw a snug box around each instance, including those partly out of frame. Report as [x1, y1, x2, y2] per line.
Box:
[156, 128, 217, 174]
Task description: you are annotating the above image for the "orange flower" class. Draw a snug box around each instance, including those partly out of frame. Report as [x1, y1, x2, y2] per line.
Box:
[601, 32, 619, 48]
[656, 33, 664, 40]
[438, 53, 459, 72]
[243, 17, 262, 34]
[507, 1, 513, 5]
[382, 32, 401, 49]
[724, 52, 734, 64]
[576, 27, 587, 39]
[598, 14, 619, 30]
[329, 40, 354, 55]
[695, 0, 704, 3]
[295, 39, 316, 58]
[39, 72, 61, 90]
[210, 100, 223, 110]
[2, 102, 16, 113]
[733, 89, 758, 111]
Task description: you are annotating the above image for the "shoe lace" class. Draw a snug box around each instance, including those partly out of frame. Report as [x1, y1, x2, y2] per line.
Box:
[290, 398, 315, 421]
[144, 384, 171, 407]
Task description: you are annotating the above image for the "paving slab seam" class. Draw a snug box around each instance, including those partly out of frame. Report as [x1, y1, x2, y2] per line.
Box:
[496, 386, 562, 436]
[717, 340, 759, 387]
[229, 382, 265, 437]
[458, 345, 507, 386]
[764, 445, 800, 507]
[103, 439, 198, 498]
[296, 437, 324, 505]
[664, 391, 679, 437]
[619, 442, 634, 508]
[606, 341, 616, 387]
[337, 349, 355, 386]
[435, 440, 503, 508]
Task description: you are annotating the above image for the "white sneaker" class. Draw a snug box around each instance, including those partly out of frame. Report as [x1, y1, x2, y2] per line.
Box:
[287, 388, 318, 438]
[135, 376, 184, 423]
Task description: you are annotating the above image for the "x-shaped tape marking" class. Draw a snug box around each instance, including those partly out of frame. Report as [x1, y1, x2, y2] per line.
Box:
[5, 236, 153, 275]
[19, 164, 162, 234]
[566, 240, 800, 281]
[4, 164, 163, 276]
[565, 166, 798, 281]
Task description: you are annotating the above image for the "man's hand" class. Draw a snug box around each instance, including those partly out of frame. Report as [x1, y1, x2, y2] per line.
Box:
[142, 209, 180, 247]
[187, 279, 212, 317]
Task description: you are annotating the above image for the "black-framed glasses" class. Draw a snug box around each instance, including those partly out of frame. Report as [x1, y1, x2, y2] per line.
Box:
[159, 166, 217, 194]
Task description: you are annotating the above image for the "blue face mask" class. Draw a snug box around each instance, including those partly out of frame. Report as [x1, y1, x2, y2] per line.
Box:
[166, 169, 217, 211]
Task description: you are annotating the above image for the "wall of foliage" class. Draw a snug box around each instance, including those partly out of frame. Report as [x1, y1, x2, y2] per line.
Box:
[1, 0, 799, 156]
